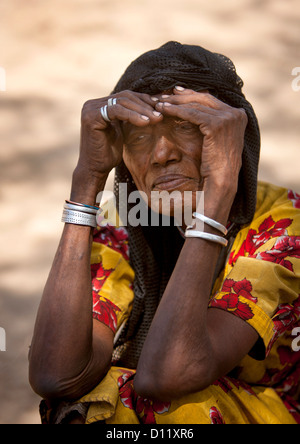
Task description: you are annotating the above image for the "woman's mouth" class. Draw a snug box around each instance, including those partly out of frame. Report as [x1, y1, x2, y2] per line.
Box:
[152, 174, 192, 191]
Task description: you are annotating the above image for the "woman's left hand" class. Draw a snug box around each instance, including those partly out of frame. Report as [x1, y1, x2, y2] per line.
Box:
[156, 88, 248, 203]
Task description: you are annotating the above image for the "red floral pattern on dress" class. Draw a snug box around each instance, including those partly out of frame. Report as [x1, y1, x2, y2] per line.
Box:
[91, 262, 120, 332]
[273, 297, 300, 338]
[254, 236, 300, 273]
[117, 371, 171, 424]
[281, 396, 300, 424]
[213, 376, 256, 397]
[258, 344, 300, 393]
[209, 406, 225, 424]
[91, 226, 130, 332]
[118, 371, 136, 410]
[93, 225, 129, 261]
[266, 296, 300, 355]
[288, 190, 300, 209]
[221, 278, 257, 303]
[91, 264, 115, 294]
[210, 278, 257, 321]
[229, 216, 293, 266]
[93, 297, 121, 333]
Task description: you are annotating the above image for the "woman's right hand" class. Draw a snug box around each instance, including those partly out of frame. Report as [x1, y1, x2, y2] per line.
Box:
[73, 91, 163, 200]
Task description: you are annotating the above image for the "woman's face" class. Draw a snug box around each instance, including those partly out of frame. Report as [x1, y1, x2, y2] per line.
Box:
[122, 115, 204, 220]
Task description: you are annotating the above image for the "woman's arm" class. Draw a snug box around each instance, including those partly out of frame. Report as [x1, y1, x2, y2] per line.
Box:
[134, 89, 259, 401]
[29, 170, 115, 400]
[29, 93, 162, 400]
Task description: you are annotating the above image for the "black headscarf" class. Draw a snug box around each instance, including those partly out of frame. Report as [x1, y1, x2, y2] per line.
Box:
[111, 42, 261, 368]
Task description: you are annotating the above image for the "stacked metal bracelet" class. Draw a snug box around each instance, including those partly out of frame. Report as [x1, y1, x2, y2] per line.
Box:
[185, 212, 228, 247]
[61, 200, 100, 228]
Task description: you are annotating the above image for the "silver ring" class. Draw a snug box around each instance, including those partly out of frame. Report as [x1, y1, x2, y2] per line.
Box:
[100, 105, 111, 123]
[108, 97, 117, 107]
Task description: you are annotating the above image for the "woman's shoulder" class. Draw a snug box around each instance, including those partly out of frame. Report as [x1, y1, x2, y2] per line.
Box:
[226, 181, 300, 270]
[255, 181, 300, 219]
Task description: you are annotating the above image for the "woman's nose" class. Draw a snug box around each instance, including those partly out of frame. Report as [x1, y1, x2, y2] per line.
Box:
[151, 136, 182, 166]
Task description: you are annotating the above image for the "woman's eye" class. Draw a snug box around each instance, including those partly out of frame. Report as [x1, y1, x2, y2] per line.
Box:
[131, 135, 146, 144]
[175, 121, 196, 133]
[126, 134, 149, 147]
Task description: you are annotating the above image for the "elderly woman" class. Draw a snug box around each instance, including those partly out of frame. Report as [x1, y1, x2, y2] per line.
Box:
[29, 42, 300, 424]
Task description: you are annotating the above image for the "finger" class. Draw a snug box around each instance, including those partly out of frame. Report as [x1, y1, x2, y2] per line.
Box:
[162, 88, 225, 111]
[108, 101, 163, 127]
[174, 86, 199, 95]
[150, 88, 198, 102]
[156, 100, 222, 118]
[114, 90, 157, 111]
[93, 92, 161, 126]
[162, 94, 222, 111]
[95, 91, 157, 120]
[88, 93, 163, 128]
[110, 96, 162, 121]
[155, 102, 214, 127]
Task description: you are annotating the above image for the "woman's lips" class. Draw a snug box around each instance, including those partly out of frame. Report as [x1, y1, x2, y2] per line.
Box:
[152, 175, 192, 191]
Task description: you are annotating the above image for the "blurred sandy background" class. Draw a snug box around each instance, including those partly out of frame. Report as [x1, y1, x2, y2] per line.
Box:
[0, 0, 299, 424]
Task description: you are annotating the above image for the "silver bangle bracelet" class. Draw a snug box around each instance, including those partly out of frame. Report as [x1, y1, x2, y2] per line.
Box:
[64, 202, 98, 215]
[62, 209, 97, 228]
[192, 212, 228, 236]
[185, 230, 228, 247]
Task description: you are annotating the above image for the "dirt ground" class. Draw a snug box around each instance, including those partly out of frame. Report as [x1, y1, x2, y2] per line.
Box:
[0, 0, 299, 424]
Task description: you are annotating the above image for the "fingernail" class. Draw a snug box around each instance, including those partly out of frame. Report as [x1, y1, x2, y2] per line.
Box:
[157, 101, 171, 107]
[151, 97, 159, 102]
[162, 95, 170, 99]
[140, 115, 150, 120]
[175, 86, 185, 91]
[153, 111, 162, 117]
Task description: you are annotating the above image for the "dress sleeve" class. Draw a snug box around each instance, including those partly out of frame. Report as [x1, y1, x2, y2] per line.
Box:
[90, 226, 134, 336]
[209, 187, 300, 358]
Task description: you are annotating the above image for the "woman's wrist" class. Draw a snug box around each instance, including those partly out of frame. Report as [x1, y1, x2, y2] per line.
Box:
[202, 180, 237, 226]
[70, 166, 109, 206]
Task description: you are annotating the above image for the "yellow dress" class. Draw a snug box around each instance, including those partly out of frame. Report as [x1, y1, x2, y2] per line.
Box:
[54, 182, 300, 424]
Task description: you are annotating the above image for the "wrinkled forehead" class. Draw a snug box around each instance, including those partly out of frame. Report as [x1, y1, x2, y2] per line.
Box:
[121, 115, 190, 137]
